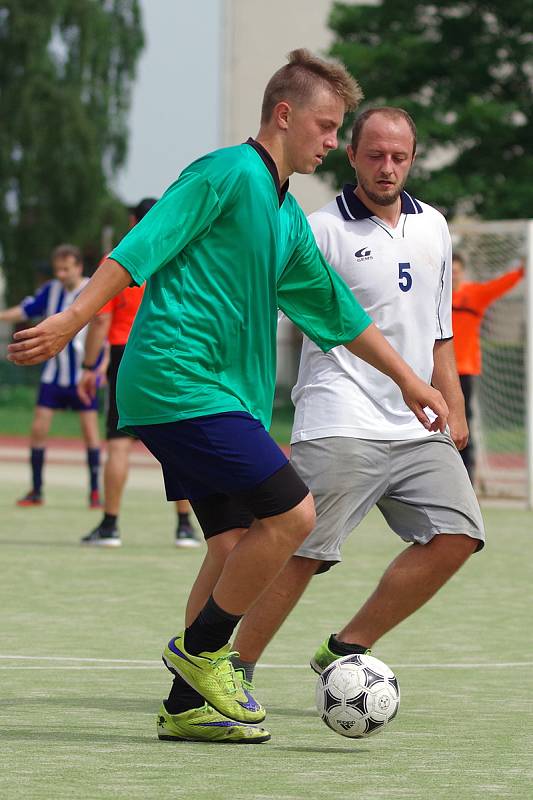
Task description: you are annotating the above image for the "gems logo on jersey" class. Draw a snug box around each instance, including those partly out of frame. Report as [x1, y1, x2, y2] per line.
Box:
[354, 247, 372, 261]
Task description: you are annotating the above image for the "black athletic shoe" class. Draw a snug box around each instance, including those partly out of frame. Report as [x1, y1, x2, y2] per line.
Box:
[81, 523, 121, 547]
[175, 520, 201, 548]
[17, 491, 43, 507]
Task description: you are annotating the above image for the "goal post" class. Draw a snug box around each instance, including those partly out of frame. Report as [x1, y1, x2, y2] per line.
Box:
[526, 221, 533, 509]
[450, 218, 533, 506]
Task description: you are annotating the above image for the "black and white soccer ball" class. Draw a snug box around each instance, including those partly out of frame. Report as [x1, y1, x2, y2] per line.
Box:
[316, 653, 400, 738]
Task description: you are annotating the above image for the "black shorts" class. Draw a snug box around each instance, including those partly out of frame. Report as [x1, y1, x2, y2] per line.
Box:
[132, 413, 309, 539]
[191, 461, 309, 539]
[106, 345, 135, 440]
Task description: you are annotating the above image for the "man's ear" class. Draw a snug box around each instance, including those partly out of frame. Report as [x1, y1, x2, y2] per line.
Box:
[273, 101, 291, 131]
[346, 144, 356, 169]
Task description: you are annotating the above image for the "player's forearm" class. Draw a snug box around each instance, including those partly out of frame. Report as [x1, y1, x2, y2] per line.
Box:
[0, 305, 25, 323]
[432, 339, 465, 415]
[344, 323, 418, 389]
[83, 314, 111, 366]
[63, 260, 131, 339]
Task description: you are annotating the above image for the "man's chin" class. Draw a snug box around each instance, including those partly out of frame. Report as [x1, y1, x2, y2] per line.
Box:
[365, 188, 402, 206]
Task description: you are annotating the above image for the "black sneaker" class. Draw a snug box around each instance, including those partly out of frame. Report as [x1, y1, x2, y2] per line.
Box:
[81, 523, 122, 547]
[17, 490, 43, 507]
[175, 520, 201, 548]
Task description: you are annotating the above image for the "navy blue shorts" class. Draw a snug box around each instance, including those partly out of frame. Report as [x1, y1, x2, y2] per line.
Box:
[132, 412, 309, 539]
[37, 382, 98, 412]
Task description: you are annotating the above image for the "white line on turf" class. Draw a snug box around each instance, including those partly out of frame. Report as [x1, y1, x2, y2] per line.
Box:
[0, 655, 532, 669]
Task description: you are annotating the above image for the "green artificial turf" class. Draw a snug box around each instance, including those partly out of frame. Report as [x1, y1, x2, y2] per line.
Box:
[0, 461, 532, 799]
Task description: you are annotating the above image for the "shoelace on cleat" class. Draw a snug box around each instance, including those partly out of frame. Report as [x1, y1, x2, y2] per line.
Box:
[209, 650, 241, 696]
[234, 667, 254, 692]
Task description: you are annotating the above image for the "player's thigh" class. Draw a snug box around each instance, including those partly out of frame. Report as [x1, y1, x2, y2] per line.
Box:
[378, 433, 485, 550]
[191, 493, 254, 540]
[134, 412, 308, 537]
[291, 437, 389, 564]
[133, 412, 291, 500]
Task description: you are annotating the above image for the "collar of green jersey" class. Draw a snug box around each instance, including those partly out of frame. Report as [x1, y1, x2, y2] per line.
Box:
[246, 138, 289, 207]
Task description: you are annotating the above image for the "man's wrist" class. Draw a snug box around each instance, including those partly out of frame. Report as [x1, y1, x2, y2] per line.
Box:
[82, 362, 98, 371]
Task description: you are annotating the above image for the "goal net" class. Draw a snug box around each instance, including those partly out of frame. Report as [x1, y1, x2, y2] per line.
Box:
[450, 219, 532, 500]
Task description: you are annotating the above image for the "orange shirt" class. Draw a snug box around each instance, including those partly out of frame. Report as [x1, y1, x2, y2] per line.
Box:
[97, 285, 144, 346]
[452, 268, 524, 375]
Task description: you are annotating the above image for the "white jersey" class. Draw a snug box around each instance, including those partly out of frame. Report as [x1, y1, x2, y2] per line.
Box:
[291, 186, 453, 443]
[20, 278, 90, 387]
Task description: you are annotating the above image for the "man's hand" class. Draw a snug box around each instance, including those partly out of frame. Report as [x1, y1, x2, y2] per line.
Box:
[399, 373, 449, 433]
[345, 324, 449, 432]
[7, 311, 76, 366]
[77, 370, 100, 405]
[448, 409, 469, 450]
[7, 259, 131, 367]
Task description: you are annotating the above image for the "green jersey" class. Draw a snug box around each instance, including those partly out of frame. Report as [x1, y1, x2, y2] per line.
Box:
[111, 140, 371, 430]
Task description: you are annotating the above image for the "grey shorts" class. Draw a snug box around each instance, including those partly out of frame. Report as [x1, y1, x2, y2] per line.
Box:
[291, 433, 485, 568]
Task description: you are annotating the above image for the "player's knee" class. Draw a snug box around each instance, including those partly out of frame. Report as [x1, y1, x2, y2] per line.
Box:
[206, 528, 246, 562]
[293, 554, 322, 577]
[292, 492, 316, 543]
[438, 532, 479, 563]
[458, 533, 480, 558]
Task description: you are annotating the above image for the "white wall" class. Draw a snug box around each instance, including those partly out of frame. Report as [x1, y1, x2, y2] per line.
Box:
[222, 0, 337, 214]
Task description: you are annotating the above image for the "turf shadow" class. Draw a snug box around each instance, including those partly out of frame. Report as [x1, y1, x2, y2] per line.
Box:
[0, 727, 155, 746]
[2, 696, 156, 714]
[279, 744, 372, 754]
[0, 538, 80, 548]
[266, 706, 317, 718]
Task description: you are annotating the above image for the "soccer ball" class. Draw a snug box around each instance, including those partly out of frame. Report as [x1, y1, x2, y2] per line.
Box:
[316, 653, 400, 738]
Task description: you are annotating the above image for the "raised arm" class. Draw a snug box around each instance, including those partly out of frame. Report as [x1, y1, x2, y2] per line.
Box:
[345, 324, 449, 433]
[474, 264, 525, 311]
[7, 259, 130, 366]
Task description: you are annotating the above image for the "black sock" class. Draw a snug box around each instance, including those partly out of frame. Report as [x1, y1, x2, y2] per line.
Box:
[164, 674, 204, 715]
[178, 512, 190, 525]
[328, 634, 369, 656]
[101, 513, 118, 531]
[87, 448, 100, 492]
[185, 595, 242, 656]
[31, 448, 45, 494]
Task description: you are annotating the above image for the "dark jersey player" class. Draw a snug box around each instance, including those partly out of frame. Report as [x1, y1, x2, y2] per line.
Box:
[8, 49, 448, 745]
[77, 198, 198, 548]
[0, 244, 101, 508]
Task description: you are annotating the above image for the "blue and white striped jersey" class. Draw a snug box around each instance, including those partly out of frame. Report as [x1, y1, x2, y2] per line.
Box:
[20, 278, 90, 388]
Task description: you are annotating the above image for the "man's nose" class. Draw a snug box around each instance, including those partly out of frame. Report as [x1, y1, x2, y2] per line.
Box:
[324, 132, 338, 151]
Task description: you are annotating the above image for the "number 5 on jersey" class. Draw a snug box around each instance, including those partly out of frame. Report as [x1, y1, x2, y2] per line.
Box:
[398, 262, 412, 292]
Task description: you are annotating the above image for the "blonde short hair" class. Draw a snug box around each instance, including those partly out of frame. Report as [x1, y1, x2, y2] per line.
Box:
[261, 48, 363, 122]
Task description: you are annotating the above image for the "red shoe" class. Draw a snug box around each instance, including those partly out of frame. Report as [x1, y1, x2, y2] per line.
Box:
[89, 490, 102, 509]
[17, 491, 43, 507]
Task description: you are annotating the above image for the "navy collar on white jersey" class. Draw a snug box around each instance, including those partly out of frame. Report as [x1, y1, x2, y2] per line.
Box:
[336, 183, 423, 221]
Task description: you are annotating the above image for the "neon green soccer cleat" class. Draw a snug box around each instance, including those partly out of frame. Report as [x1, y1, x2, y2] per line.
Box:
[156, 702, 271, 744]
[234, 667, 254, 693]
[162, 633, 266, 724]
[310, 636, 371, 675]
